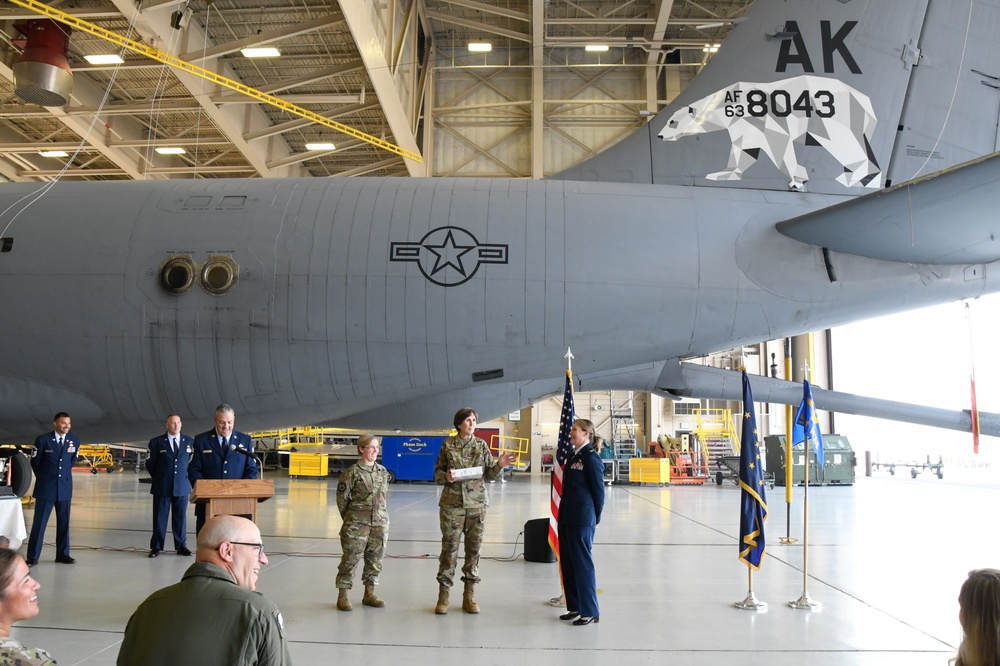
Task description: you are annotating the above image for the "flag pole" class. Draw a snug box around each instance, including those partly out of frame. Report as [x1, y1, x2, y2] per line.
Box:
[965, 303, 980, 455]
[789, 362, 820, 611]
[735, 369, 767, 612]
[547, 347, 575, 608]
[735, 567, 766, 611]
[780, 342, 797, 545]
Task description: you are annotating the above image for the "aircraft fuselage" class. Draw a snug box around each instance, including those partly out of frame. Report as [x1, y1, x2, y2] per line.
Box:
[0, 177, 989, 440]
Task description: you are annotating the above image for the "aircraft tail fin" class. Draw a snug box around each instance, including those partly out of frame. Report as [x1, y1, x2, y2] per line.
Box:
[552, 0, 1000, 194]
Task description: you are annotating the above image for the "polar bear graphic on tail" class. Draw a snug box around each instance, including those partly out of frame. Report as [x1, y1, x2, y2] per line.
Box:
[659, 75, 880, 190]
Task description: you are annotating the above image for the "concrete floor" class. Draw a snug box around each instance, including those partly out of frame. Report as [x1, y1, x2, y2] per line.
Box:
[9, 462, 995, 665]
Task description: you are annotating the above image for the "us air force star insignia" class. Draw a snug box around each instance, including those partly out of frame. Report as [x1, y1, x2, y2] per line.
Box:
[390, 226, 508, 287]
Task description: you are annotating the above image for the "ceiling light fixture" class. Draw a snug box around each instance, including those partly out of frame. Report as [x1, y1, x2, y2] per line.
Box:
[154, 147, 186, 155]
[38, 150, 68, 158]
[241, 47, 281, 58]
[305, 142, 335, 151]
[703, 43, 720, 53]
[585, 44, 609, 52]
[468, 42, 492, 52]
[84, 54, 124, 65]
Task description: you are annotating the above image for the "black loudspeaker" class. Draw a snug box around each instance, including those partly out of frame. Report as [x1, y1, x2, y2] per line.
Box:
[523, 518, 556, 563]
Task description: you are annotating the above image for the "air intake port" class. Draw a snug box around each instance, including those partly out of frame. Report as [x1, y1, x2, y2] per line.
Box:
[200, 255, 238, 294]
[159, 256, 197, 294]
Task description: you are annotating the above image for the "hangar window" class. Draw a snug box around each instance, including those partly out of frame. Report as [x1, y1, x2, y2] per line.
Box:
[673, 402, 698, 415]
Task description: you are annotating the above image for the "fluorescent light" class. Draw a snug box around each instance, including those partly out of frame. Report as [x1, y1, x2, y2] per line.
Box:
[695, 22, 725, 30]
[468, 42, 492, 52]
[39, 150, 68, 158]
[155, 147, 186, 155]
[703, 43, 720, 53]
[241, 47, 281, 58]
[585, 44, 609, 52]
[305, 142, 335, 151]
[84, 54, 124, 65]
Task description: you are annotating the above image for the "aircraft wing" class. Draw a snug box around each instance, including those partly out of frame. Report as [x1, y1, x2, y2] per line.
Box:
[654, 360, 997, 438]
[776, 152, 1000, 265]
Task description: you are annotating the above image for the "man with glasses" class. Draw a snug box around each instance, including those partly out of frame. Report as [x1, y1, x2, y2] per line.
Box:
[117, 515, 291, 665]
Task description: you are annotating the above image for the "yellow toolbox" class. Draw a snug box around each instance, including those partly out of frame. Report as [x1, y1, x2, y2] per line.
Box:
[289, 452, 328, 478]
[628, 458, 670, 486]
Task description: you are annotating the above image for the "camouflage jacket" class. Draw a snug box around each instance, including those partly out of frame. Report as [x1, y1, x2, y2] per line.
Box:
[434, 435, 502, 509]
[0, 637, 57, 665]
[336, 461, 389, 527]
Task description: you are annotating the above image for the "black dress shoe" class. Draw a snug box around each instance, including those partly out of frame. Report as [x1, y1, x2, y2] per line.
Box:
[24, 559, 37, 567]
[573, 616, 599, 626]
[148, 550, 160, 558]
[55, 556, 76, 564]
[176, 546, 192, 556]
[559, 612, 580, 621]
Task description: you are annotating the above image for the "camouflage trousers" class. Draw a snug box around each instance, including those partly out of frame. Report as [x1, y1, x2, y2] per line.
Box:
[336, 521, 387, 589]
[436, 506, 487, 587]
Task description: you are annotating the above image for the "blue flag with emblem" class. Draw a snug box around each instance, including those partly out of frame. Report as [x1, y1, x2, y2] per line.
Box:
[791, 378, 825, 469]
[738, 370, 768, 570]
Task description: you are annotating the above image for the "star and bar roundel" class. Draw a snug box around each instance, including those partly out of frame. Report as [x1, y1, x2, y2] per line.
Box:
[390, 226, 508, 287]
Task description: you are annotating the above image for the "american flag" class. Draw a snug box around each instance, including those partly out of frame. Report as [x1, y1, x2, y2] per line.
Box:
[548, 369, 576, 562]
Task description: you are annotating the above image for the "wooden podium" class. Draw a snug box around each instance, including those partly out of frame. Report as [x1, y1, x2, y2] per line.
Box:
[191, 479, 275, 524]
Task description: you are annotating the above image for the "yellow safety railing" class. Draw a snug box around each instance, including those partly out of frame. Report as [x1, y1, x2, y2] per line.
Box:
[490, 434, 529, 470]
[8, 0, 422, 163]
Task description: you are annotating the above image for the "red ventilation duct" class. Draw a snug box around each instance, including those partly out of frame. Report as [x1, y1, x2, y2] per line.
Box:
[12, 19, 73, 107]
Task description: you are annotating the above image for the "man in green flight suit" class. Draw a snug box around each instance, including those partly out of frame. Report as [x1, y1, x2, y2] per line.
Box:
[117, 515, 291, 666]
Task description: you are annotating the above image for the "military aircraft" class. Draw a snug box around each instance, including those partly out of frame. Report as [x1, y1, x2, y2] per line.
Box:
[1, 0, 999, 441]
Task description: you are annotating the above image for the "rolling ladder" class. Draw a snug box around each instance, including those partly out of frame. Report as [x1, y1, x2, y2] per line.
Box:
[610, 391, 638, 481]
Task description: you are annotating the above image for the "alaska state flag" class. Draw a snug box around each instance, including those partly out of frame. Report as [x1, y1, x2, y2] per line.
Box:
[792, 379, 825, 468]
[738, 370, 768, 570]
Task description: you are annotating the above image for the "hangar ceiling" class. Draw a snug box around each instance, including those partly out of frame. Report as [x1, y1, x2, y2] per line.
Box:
[0, 0, 752, 182]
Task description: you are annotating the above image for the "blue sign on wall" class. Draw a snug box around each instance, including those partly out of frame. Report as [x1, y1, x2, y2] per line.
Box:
[380, 435, 447, 482]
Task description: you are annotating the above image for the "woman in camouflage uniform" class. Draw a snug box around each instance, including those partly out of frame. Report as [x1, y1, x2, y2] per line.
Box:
[335, 434, 390, 611]
[433, 408, 516, 615]
[0, 548, 57, 665]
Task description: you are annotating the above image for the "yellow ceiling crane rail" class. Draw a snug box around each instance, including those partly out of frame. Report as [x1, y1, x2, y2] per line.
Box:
[8, 0, 422, 164]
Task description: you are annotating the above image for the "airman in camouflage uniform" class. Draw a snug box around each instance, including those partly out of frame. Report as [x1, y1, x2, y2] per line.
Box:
[434, 408, 516, 615]
[335, 434, 390, 611]
[0, 636, 57, 665]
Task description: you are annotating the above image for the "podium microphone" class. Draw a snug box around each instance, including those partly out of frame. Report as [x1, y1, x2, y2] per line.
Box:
[229, 444, 262, 479]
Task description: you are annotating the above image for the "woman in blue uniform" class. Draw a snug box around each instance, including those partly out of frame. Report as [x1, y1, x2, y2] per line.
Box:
[557, 418, 606, 626]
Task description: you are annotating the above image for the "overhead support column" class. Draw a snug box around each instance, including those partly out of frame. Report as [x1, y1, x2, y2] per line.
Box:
[644, 0, 674, 114]
[531, 0, 544, 179]
[0, 61, 155, 180]
[110, 0, 294, 178]
[340, 1, 425, 176]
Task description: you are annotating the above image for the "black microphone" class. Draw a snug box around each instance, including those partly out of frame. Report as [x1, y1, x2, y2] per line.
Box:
[229, 444, 261, 479]
[228, 444, 253, 457]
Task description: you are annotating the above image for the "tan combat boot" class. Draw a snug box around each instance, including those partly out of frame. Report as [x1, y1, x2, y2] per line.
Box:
[362, 583, 385, 608]
[434, 584, 450, 615]
[337, 588, 352, 611]
[462, 582, 480, 614]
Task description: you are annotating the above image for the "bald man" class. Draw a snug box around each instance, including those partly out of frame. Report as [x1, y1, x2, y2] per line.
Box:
[117, 516, 291, 665]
